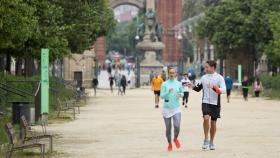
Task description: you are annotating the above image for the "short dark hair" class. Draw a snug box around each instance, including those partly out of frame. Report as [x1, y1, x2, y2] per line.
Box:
[183, 73, 188, 77]
[168, 67, 176, 73]
[206, 60, 217, 69]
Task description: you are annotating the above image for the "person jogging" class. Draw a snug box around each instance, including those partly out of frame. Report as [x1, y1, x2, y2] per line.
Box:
[224, 75, 233, 103]
[151, 74, 164, 108]
[92, 77, 99, 96]
[109, 75, 114, 93]
[120, 75, 127, 95]
[188, 60, 226, 150]
[254, 77, 263, 97]
[116, 73, 123, 96]
[181, 73, 191, 108]
[160, 67, 183, 152]
[242, 76, 249, 101]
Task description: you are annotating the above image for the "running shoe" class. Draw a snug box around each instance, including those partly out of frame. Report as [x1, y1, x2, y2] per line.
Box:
[174, 138, 181, 148]
[209, 143, 215, 150]
[202, 139, 209, 150]
[155, 105, 159, 108]
[168, 144, 172, 152]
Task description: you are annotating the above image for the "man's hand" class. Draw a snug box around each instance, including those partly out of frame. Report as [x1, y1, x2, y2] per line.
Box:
[208, 83, 213, 89]
[187, 83, 193, 89]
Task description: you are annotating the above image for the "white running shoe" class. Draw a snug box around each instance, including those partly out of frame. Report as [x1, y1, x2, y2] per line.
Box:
[209, 143, 215, 150]
[202, 140, 209, 150]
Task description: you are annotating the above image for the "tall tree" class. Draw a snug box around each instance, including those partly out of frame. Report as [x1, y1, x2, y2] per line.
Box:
[196, 0, 280, 60]
[0, 0, 37, 72]
[58, 0, 115, 54]
[265, 12, 280, 67]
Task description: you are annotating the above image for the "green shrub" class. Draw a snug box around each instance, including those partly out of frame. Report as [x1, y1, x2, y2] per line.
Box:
[0, 73, 76, 145]
[259, 75, 280, 99]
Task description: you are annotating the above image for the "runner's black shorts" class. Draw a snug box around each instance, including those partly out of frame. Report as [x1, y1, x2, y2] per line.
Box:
[226, 89, 231, 96]
[154, 90, 160, 96]
[202, 103, 221, 121]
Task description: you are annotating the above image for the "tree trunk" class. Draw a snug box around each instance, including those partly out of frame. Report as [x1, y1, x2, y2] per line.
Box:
[0, 54, 5, 72]
[272, 66, 277, 76]
[24, 57, 34, 77]
[220, 58, 224, 76]
[15, 58, 23, 76]
[5, 52, 11, 73]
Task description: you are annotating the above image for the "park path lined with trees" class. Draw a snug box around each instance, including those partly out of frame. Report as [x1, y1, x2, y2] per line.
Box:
[48, 88, 280, 158]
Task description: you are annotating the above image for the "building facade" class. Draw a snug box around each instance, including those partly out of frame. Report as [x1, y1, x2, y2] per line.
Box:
[63, 48, 96, 88]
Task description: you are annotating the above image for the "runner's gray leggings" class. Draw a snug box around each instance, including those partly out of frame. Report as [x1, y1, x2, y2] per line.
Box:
[163, 113, 181, 144]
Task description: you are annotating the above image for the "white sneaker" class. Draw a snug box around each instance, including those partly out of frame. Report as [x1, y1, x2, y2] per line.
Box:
[202, 140, 209, 150]
[209, 143, 215, 150]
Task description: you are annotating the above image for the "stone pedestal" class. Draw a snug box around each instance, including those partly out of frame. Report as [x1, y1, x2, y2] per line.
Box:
[140, 51, 163, 85]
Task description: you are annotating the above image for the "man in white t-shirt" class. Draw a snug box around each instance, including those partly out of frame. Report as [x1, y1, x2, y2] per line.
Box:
[188, 60, 226, 150]
[180, 73, 191, 108]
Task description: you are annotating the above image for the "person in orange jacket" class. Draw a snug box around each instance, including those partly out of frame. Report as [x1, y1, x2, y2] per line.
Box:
[151, 74, 164, 108]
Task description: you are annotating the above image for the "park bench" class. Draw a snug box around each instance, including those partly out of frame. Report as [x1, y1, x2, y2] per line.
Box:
[76, 87, 88, 104]
[20, 116, 53, 152]
[57, 98, 76, 119]
[4, 123, 45, 158]
[64, 98, 81, 114]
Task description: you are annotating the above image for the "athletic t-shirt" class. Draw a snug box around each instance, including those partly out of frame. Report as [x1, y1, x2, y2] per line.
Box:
[181, 78, 191, 92]
[152, 77, 163, 91]
[160, 79, 183, 118]
[193, 72, 226, 106]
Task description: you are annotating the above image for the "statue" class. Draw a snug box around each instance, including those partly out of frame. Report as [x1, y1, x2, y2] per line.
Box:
[155, 23, 163, 42]
[145, 8, 155, 19]
[137, 10, 163, 42]
[145, 9, 156, 28]
[137, 23, 145, 40]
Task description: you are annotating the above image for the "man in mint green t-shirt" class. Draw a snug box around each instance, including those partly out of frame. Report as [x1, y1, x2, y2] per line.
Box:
[160, 67, 183, 152]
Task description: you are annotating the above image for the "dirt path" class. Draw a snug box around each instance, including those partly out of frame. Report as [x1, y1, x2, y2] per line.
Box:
[49, 88, 280, 158]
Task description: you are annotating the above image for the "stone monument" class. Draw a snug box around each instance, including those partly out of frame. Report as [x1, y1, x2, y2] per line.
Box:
[136, 0, 165, 83]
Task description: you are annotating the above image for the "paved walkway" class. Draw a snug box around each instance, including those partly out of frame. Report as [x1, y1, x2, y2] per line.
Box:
[49, 88, 280, 158]
[98, 70, 135, 89]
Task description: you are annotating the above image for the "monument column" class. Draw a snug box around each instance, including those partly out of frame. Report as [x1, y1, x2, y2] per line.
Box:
[136, 0, 165, 84]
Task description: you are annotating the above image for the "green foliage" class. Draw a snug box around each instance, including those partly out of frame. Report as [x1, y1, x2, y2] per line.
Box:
[0, 0, 116, 62]
[0, 73, 75, 144]
[106, 10, 144, 56]
[195, 0, 280, 61]
[259, 75, 280, 99]
[0, 0, 37, 49]
[264, 12, 280, 66]
[58, 0, 116, 54]
[22, 0, 70, 62]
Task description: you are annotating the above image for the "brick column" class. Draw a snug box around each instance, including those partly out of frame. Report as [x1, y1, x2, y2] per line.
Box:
[94, 36, 106, 65]
[156, 0, 182, 64]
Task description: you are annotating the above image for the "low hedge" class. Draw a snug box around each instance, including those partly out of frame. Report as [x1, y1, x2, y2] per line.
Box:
[259, 75, 280, 99]
[0, 73, 75, 144]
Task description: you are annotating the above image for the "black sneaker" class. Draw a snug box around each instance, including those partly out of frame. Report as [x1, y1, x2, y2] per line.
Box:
[155, 105, 159, 108]
[185, 105, 188, 108]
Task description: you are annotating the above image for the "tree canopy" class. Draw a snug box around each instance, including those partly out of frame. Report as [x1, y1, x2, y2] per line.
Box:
[195, 0, 280, 64]
[0, 0, 115, 63]
[106, 10, 144, 56]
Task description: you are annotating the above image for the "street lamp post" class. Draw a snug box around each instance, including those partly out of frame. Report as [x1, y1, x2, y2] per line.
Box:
[135, 34, 141, 88]
[176, 30, 184, 75]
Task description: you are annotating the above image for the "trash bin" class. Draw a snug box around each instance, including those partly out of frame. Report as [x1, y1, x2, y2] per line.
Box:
[12, 102, 31, 125]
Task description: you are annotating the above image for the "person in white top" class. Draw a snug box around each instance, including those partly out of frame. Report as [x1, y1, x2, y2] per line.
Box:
[188, 60, 226, 151]
[180, 73, 191, 108]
